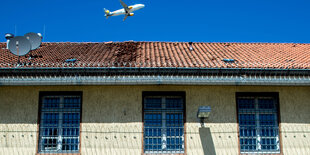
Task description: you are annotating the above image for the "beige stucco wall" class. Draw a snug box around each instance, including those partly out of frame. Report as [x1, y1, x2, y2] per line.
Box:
[0, 85, 309, 155]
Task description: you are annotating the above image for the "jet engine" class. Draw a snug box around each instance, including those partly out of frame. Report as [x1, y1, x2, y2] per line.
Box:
[129, 13, 134, 16]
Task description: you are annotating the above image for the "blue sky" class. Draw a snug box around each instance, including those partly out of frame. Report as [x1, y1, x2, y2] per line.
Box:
[1, 0, 309, 43]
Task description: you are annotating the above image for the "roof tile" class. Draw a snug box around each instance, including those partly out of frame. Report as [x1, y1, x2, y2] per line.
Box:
[0, 42, 310, 69]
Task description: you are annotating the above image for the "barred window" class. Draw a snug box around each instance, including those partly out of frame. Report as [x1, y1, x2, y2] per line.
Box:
[143, 95, 185, 154]
[237, 93, 280, 154]
[38, 92, 82, 153]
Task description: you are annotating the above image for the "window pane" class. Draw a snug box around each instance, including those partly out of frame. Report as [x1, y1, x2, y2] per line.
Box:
[259, 114, 276, 126]
[43, 97, 60, 109]
[62, 138, 79, 151]
[42, 128, 59, 136]
[166, 98, 183, 109]
[167, 128, 183, 137]
[239, 114, 255, 126]
[145, 98, 162, 109]
[260, 127, 278, 137]
[144, 138, 162, 151]
[261, 138, 277, 150]
[166, 113, 182, 126]
[240, 138, 257, 151]
[144, 113, 162, 126]
[239, 127, 256, 137]
[167, 137, 183, 150]
[63, 113, 80, 126]
[62, 128, 79, 136]
[42, 138, 58, 151]
[166, 113, 183, 138]
[145, 127, 162, 137]
[64, 97, 81, 108]
[238, 98, 255, 110]
[144, 113, 162, 137]
[258, 99, 275, 110]
[42, 113, 59, 127]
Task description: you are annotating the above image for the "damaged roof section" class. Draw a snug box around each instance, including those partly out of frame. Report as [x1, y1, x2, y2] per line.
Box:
[0, 42, 310, 69]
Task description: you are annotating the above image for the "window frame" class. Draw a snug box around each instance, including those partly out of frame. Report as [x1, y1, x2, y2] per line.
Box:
[236, 92, 282, 155]
[142, 91, 186, 155]
[37, 91, 83, 155]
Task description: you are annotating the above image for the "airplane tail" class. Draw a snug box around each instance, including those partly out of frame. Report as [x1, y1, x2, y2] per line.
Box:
[104, 8, 110, 19]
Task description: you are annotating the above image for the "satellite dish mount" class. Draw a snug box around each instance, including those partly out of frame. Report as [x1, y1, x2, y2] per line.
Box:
[5, 32, 42, 64]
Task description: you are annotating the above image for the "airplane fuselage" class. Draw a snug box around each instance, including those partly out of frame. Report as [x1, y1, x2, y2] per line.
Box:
[108, 4, 144, 16]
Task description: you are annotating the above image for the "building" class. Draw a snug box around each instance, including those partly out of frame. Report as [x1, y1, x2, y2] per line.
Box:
[0, 42, 309, 155]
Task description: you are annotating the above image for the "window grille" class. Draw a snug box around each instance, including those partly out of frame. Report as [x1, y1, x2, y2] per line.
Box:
[38, 94, 81, 153]
[143, 96, 184, 154]
[237, 95, 280, 154]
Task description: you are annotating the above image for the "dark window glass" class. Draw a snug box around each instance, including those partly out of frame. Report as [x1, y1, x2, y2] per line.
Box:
[145, 98, 162, 109]
[43, 98, 60, 108]
[166, 98, 183, 109]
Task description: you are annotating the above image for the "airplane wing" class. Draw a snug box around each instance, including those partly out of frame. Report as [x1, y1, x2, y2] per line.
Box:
[123, 14, 128, 21]
[120, 0, 129, 13]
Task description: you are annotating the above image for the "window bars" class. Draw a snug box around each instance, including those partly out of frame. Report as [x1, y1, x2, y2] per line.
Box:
[38, 95, 81, 153]
[143, 96, 184, 154]
[237, 95, 280, 154]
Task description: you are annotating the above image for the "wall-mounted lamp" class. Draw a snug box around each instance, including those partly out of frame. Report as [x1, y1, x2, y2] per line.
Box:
[197, 106, 211, 127]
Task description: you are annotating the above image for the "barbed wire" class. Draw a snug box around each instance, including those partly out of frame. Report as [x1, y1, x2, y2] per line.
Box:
[0, 61, 310, 69]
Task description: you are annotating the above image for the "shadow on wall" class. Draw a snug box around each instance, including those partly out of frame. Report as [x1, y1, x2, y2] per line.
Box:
[199, 127, 216, 155]
[1, 87, 310, 124]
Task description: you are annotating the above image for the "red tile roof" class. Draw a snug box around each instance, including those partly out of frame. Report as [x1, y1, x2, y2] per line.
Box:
[0, 42, 310, 69]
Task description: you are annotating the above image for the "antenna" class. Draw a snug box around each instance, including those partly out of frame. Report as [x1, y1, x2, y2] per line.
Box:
[24, 32, 42, 50]
[43, 24, 46, 41]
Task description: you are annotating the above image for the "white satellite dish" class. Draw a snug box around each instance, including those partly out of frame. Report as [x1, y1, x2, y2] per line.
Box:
[8, 36, 31, 56]
[24, 32, 42, 50]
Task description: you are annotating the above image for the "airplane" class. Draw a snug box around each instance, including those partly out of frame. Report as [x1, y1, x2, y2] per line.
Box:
[104, 0, 145, 21]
